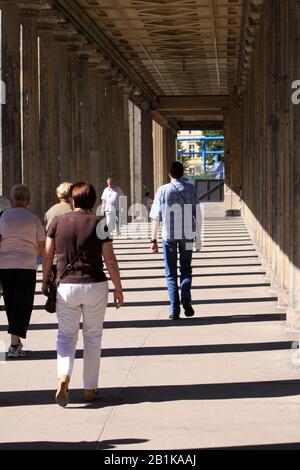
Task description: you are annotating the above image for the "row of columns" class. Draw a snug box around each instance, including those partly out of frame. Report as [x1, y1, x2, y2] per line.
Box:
[240, 0, 300, 327]
[0, 1, 175, 218]
[224, 99, 241, 212]
[152, 120, 177, 192]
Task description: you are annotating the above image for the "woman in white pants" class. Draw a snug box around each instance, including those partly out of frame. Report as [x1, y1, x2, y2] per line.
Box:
[42, 182, 123, 407]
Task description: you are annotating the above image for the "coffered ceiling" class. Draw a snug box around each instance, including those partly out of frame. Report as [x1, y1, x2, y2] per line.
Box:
[75, 0, 243, 97]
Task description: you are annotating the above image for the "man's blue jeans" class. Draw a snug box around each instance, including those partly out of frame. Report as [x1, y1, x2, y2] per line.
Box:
[162, 240, 193, 317]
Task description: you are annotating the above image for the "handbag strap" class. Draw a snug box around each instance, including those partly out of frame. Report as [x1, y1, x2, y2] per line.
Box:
[170, 182, 197, 222]
[57, 229, 96, 285]
[171, 181, 188, 205]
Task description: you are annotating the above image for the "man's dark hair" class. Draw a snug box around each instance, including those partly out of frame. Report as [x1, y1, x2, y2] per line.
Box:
[169, 161, 184, 179]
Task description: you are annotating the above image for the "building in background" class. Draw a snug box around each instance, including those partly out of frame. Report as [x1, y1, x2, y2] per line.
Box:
[177, 130, 224, 178]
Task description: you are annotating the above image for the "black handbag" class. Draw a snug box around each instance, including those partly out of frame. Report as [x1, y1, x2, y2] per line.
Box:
[45, 235, 94, 313]
[45, 281, 57, 313]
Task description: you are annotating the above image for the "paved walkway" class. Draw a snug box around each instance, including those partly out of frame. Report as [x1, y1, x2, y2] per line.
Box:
[1, 203, 300, 450]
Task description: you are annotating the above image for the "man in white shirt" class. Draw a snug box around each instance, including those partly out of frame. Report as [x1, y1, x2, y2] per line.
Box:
[101, 178, 124, 235]
[150, 161, 198, 320]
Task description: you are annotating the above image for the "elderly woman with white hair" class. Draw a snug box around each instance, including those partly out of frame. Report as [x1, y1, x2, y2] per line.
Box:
[0, 185, 45, 357]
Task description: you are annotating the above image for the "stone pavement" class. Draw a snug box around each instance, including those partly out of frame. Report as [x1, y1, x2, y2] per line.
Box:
[1, 203, 300, 450]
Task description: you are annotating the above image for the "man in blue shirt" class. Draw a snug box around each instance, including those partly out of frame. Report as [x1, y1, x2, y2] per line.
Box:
[150, 161, 198, 320]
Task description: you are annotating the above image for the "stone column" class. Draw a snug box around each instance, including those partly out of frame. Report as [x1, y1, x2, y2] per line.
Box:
[287, 0, 300, 328]
[53, 34, 70, 182]
[88, 63, 101, 199]
[122, 93, 131, 204]
[128, 100, 141, 205]
[20, 7, 40, 215]
[88, 55, 109, 204]
[152, 120, 164, 190]
[103, 77, 114, 178]
[38, 21, 58, 214]
[78, 52, 90, 182]
[67, 45, 80, 183]
[165, 127, 176, 175]
[162, 126, 176, 183]
[224, 97, 241, 213]
[0, 0, 22, 196]
[141, 108, 154, 197]
[111, 85, 122, 184]
[97, 74, 108, 191]
[128, 100, 154, 204]
[113, 85, 131, 202]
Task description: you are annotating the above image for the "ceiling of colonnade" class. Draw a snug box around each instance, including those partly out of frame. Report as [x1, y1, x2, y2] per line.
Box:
[69, 0, 244, 128]
[49, 0, 246, 127]
[76, 0, 243, 98]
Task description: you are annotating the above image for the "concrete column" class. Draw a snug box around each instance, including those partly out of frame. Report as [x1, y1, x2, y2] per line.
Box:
[20, 8, 40, 215]
[153, 120, 164, 190]
[0, 0, 22, 196]
[159, 126, 177, 184]
[121, 93, 131, 201]
[78, 53, 90, 182]
[110, 86, 131, 202]
[287, 101, 300, 327]
[97, 75, 108, 192]
[262, 2, 273, 280]
[162, 127, 168, 183]
[38, 22, 58, 214]
[141, 108, 154, 198]
[67, 46, 80, 183]
[165, 127, 176, 178]
[128, 101, 154, 204]
[224, 97, 241, 213]
[111, 86, 121, 184]
[103, 78, 113, 178]
[54, 35, 71, 182]
[287, 0, 300, 328]
[129, 100, 141, 205]
[272, 0, 290, 305]
[88, 64, 101, 200]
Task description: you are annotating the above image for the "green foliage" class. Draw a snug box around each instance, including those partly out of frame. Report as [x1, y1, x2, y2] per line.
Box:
[177, 140, 184, 152]
[177, 140, 191, 173]
[194, 172, 212, 180]
[201, 130, 224, 152]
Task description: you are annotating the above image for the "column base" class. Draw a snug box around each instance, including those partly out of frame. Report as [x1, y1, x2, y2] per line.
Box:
[224, 191, 241, 214]
[277, 289, 289, 307]
[269, 276, 281, 297]
[259, 257, 272, 282]
[286, 308, 300, 332]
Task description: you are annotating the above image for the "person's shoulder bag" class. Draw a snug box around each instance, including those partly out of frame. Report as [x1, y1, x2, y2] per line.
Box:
[45, 233, 95, 313]
[170, 182, 201, 248]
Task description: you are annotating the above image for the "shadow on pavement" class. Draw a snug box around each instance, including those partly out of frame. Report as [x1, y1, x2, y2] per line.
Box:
[0, 313, 283, 332]
[1, 380, 300, 408]
[0, 438, 148, 450]
[2, 340, 293, 361]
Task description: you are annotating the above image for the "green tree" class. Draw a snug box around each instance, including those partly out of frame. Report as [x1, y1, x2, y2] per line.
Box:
[201, 130, 224, 162]
[177, 140, 190, 173]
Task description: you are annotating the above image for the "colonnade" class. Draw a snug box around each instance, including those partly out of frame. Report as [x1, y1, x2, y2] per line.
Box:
[0, 0, 176, 217]
[240, 0, 300, 327]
